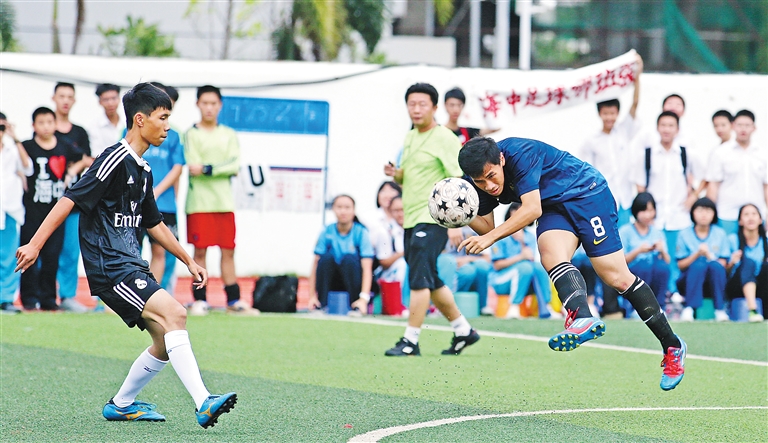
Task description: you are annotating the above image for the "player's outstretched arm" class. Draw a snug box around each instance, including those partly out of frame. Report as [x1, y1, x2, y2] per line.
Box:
[147, 222, 208, 288]
[460, 190, 542, 254]
[469, 212, 495, 236]
[15, 197, 75, 272]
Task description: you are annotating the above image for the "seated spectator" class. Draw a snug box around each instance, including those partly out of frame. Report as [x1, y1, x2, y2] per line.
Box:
[437, 225, 493, 316]
[619, 193, 671, 311]
[0, 113, 32, 314]
[725, 204, 767, 322]
[489, 204, 556, 319]
[372, 195, 406, 290]
[308, 195, 374, 314]
[676, 198, 730, 321]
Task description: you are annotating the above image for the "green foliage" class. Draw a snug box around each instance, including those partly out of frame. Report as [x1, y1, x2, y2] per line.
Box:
[0, 0, 21, 52]
[433, 0, 455, 26]
[276, 0, 391, 62]
[345, 0, 385, 55]
[99, 16, 178, 57]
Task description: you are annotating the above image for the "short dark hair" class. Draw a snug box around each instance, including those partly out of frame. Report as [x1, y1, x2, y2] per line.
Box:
[444, 87, 466, 104]
[459, 137, 501, 178]
[597, 99, 620, 112]
[631, 192, 657, 220]
[197, 85, 222, 101]
[376, 181, 402, 208]
[149, 82, 179, 102]
[54, 82, 75, 93]
[690, 197, 718, 225]
[95, 83, 120, 97]
[122, 82, 173, 130]
[734, 109, 755, 122]
[657, 110, 679, 126]
[0, 112, 6, 120]
[32, 107, 56, 122]
[405, 83, 438, 106]
[662, 93, 685, 110]
[711, 110, 733, 122]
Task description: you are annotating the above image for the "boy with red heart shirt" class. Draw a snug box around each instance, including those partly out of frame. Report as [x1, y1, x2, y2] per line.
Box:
[20, 107, 84, 310]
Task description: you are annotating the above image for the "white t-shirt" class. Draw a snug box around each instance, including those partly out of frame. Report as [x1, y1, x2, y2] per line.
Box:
[87, 112, 125, 158]
[705, 141, 768, 221]
[632, 141, 693, 231]
[0, 136, 33, 229]
[579, 115, 641, 209]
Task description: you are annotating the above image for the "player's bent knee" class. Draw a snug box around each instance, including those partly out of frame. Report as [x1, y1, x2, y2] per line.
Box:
[143, 290, 187, 330]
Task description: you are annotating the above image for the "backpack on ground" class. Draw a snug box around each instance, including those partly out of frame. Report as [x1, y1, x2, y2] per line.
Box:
[252, 275, 298, 313]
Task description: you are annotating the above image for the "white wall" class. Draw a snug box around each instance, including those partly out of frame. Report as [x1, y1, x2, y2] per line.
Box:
[1, 53, 766, 277]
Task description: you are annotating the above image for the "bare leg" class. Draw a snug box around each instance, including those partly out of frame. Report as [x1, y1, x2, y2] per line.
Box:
[407, 288, 430, 328]
[220, 248, 237, 286]
[149, 242, 166, 285]
[431, 285, 461, 321]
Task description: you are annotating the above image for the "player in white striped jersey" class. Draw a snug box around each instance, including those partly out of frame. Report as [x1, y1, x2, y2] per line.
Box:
[15, 83, 236, 428]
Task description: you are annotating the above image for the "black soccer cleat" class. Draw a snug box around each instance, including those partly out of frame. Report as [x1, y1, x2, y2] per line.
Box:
[441, 329, 481, 355]
[385, 337, 421, 356]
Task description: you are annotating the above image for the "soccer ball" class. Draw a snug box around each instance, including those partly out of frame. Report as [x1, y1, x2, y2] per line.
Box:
[428, 178, 480, 228]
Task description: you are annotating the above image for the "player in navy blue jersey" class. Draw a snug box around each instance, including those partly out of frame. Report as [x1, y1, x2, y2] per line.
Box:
[16, 83, 237, 426]
[458, 136, 687, 391]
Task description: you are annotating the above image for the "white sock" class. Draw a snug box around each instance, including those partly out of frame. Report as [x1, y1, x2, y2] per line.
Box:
[165, 330, 211, 410]
[113, 347, 167, 408]
[404, 326, 421, 344]
[450, 315, 472, 337]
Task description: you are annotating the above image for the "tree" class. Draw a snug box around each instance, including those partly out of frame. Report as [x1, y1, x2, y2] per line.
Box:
[0, 0, 21, 52]
[274, 0, 389, 62]
[98, 16, 178, 57]
[184, 0, 261, 60]
[52, 0, 61, 53]
[72, 0, 85, 54]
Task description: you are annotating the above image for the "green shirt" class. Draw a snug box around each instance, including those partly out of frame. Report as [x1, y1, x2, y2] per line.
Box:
[184, 124, 240, 214]
[400, 125, 463, 229]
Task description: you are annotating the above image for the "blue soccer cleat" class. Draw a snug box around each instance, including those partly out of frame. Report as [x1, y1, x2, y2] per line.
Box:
[196, 392, 237, 428]
[548, 309, 606, 351]
[102, 398, 166, 422]
[660, 336, 687, 391]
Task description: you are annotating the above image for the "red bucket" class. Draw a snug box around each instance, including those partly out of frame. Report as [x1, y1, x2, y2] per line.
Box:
[379, 280, 405, 316]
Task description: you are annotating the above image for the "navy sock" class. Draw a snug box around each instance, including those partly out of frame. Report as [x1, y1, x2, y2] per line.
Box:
[548, 262, 592, 319]
[622, 276, 681, 351]
[192, 285, 207, 302]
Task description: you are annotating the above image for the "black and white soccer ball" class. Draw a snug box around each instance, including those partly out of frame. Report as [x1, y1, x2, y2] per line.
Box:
[428, 178, 479, 228]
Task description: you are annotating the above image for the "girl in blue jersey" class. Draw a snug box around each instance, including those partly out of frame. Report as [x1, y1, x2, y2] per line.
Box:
[308, 195, 374, 313]
[675, 198, 730, 321]
[619, 193, 671, 311]
[458, 136, 686, 391]
[489, 203, 555, 319]
[725, 204, 767, 321]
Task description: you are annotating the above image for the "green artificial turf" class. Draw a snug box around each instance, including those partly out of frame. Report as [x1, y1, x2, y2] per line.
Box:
[1, 313, 766, 442]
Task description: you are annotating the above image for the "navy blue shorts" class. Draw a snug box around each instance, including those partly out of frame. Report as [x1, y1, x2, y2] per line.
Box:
[536, 187, 623, 258]
[88, 270, 163, 330]
[404, 223, 448, 291]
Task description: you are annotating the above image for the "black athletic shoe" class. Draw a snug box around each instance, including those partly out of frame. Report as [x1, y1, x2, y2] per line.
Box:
[385, 337, 421, 356]
[441, 329, 481, 355]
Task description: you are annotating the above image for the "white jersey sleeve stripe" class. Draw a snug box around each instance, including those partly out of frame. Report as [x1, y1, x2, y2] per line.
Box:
[96, 147, 130, 181]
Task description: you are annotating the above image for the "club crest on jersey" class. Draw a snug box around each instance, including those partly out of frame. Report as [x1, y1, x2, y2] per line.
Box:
[127, 175, 135, 185]
[135, 279, 147, 290]
[130, 201, 137, 212]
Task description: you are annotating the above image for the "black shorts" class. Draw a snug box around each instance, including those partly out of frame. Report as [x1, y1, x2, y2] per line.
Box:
[89, 270, 163, 330]
[404, 223, 448, 291]
[142, 212, 178, 245]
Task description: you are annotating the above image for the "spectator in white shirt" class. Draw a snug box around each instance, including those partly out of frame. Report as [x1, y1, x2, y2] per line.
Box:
[87, 84, 124, 159]
[0, 114, 32, 314]
[706, 110, 768, 235]
[634, 111, 697, 294]
[579, 55, 642, 226]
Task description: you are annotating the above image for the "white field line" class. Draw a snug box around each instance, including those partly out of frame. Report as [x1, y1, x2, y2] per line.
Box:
[297, 314, 768, 367]
[347, 406, 768, 443]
